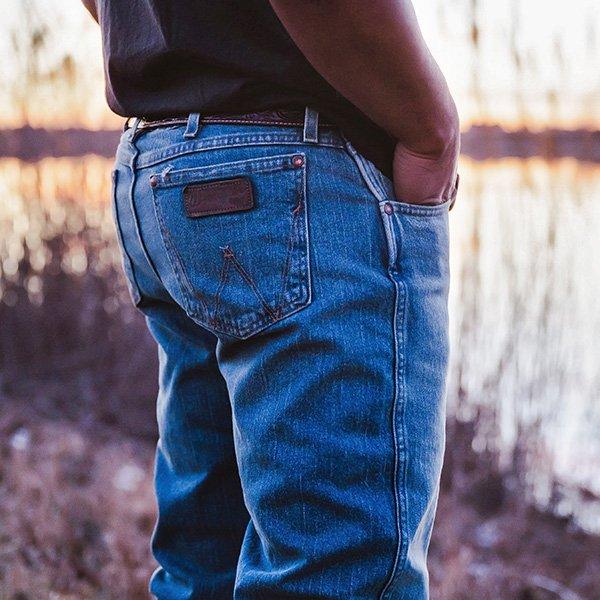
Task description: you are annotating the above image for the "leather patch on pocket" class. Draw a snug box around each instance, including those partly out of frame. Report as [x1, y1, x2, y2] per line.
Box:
[183, 177, 254, 218]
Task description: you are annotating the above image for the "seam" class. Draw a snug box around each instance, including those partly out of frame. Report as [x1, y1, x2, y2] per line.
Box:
[223, 247, 279, 322]
[379, 276, 402, 600]
[378, 216, 408, 599]
[210, 251, 232, 325]
[300, 159, 312, 309]
[111, 169, 143, 306]
[277, 168, 305, 315]
[132, 136, 344, 169]
[379, 206, 398, 266]
[277, 206, 297, 318]
[155, 154, 299, 187]
[184, 178, 251, 191]
[392, 198, 452, 217]
[397, 279, 411, 588]
[184, 203, 253, 218]
[343, 140, 388, 203]
[203, 119, 305, 126]
[126, 140, 164, 286]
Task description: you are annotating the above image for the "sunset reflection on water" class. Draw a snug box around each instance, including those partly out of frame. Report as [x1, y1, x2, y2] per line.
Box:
[0, 157, 123, 307]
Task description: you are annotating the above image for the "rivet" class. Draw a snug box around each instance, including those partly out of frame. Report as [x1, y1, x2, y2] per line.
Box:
[292, 155, 304, 168]
[384, 202, 394, 215]
[149, 175, 158, 187]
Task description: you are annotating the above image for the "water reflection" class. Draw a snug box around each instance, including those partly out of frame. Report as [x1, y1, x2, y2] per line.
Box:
[448, 157, 600, 531]
[0, 156, 157, 439]
[0, 157, 126, 308]
[0, 156, 598, 531]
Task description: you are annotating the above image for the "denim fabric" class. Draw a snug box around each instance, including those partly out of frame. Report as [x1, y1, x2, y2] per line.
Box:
[112, 113, 451, 599]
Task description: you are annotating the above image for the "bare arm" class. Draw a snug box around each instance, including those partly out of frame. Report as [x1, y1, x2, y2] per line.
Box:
[269, 0, 459, 203]
[81, 0, 98, 22]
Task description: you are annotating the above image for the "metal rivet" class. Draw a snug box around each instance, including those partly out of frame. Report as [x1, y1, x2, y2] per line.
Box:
[384, 202, 394, 215]
[292, 155, 304, 168]
[149, 175, 158, 187]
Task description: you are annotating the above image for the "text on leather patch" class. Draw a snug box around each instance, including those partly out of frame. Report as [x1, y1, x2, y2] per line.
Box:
[183, 177, 254, 218]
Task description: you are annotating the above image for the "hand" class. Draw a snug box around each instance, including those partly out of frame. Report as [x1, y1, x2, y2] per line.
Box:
[392, 134, 460, 205]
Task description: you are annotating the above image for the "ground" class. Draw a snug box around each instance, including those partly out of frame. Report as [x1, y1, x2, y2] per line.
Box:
[1, 395, 597, 600]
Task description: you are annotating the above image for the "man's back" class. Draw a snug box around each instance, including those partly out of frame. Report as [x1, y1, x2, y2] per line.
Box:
[97, 0, 395, 176]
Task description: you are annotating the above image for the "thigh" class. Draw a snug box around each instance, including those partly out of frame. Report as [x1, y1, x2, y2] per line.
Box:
[221, 145, 450, 599]
[145, 302, 250, 600]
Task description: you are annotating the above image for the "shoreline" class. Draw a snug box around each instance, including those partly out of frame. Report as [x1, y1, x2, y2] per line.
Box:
[1, 125, 599, 163]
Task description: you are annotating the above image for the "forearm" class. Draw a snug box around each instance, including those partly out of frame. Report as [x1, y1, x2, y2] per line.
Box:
[269, 0, 458, 155]
[81, 0, 98, 22]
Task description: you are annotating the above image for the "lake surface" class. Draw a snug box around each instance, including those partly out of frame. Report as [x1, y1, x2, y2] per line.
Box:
[448, 157, 600, 532]
[1, 155, 598, 532]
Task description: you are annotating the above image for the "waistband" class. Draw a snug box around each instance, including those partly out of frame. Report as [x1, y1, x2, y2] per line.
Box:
[117, 107, 348, 169]
[127, 108, 336, 131]
[125, 108, 333, 141]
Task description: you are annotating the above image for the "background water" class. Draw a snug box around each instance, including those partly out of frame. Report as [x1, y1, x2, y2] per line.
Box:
[1, 155, 598, 535]
[448, 158, 600, 533]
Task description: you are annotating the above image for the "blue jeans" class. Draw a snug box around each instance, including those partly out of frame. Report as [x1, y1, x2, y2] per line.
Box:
[112, 109, 451, 599]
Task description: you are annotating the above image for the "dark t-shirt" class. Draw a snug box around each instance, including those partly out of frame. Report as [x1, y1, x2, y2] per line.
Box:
[95, 0, 395, 178]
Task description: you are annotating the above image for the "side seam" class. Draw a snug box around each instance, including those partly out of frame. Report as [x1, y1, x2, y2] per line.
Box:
[378, 216, 410, 600]
[342, 137, 409, 598]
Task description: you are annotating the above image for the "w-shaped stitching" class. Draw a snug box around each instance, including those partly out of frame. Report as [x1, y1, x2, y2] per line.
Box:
[212, 246, 279, 325]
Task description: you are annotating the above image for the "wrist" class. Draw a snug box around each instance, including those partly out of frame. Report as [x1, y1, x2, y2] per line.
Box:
[402, 117, 459, 159]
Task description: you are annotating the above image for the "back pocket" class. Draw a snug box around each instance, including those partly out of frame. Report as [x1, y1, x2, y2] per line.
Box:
[150, 152, 311, 339]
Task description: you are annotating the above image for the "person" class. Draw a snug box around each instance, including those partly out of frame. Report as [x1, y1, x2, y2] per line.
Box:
[82, 1, 459, 598]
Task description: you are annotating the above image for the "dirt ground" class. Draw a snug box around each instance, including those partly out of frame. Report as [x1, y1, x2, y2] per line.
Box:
[1, 395, 598, 600]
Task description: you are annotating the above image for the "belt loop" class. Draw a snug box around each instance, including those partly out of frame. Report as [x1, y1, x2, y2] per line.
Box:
[184, 112, 201, 139]
[303, 107, 319, 143]
[128, 117, 141, 143]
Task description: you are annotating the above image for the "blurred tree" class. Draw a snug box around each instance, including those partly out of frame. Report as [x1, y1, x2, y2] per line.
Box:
[6, 0, 105, 128]
[10, 0, 48, 124]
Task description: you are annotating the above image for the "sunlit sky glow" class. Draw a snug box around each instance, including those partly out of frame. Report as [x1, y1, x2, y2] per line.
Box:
[1, 0, 599, 129]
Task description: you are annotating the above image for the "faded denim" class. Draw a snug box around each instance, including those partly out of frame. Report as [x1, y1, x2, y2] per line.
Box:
[112, 109, 451, 599]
